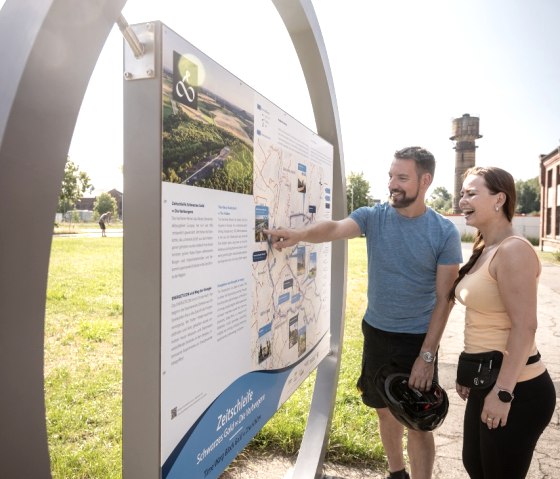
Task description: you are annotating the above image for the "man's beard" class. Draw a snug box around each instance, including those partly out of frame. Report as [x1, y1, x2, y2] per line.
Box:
[389, 187, 419, 208]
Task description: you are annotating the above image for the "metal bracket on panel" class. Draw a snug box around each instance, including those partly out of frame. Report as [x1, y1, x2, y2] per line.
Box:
[120, 17, 155, 80]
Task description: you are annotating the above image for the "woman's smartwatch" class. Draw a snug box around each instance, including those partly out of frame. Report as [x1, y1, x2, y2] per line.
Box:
[496, 386, 514, 403]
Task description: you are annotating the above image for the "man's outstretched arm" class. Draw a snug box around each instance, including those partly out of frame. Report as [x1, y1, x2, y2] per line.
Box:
[264, 217, 361, 251]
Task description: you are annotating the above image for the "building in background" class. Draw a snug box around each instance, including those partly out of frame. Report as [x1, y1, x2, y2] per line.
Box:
[540, 147, 560, 252]
[107, 189, 123, 218]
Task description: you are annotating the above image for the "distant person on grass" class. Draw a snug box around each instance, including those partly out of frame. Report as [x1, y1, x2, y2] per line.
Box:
[98, 211, 111, 237]
[265, 147, 462, 479]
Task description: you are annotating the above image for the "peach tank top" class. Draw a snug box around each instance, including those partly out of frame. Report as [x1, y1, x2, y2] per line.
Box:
[455, 236, 544, 382]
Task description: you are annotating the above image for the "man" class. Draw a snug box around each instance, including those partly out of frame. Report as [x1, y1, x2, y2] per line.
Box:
[98, 211, 111, 237]
[265, 147, 462, 479]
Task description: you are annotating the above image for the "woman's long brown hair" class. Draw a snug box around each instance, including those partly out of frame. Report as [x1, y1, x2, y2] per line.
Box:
[447, 166, 516, 302]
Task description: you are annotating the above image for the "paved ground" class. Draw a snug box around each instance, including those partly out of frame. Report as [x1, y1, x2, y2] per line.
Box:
[221, 244, 560, 478]
[54, 228, 123, 238]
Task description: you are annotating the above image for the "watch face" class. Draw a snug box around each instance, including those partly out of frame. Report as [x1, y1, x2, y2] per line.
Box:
[497, 390, 513, 403]
[422, 351, 434, 362]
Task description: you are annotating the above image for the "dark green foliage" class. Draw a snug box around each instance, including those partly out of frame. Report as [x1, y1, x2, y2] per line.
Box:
[93, 192, 117, 218]
[192, 144, 253, 194]
[162, 111, 253, 194]
[516, 177, 540, 214]
[427, 186, 453, 214]
[347, 172, 373, 214]
[58, 158, 93, 215]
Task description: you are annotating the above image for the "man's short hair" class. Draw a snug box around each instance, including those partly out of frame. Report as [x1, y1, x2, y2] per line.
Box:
[394, 146, 435, 177]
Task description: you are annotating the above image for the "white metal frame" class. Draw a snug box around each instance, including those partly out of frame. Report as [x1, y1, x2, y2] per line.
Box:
[0, 1, 346, 478]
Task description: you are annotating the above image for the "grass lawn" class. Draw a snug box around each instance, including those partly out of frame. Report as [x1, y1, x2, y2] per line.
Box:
[46, 237, 123, 478]
[45, 236, 384, 478]
[45, 235, 559, 477]
[53, 221, 122, 235]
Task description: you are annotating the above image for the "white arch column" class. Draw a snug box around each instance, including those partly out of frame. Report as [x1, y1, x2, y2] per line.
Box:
[272, 1, 346, 478]
[0, 0, 128, 477]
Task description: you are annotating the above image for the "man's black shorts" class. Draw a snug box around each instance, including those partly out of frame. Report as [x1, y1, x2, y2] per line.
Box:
[356, 320, 438, 408]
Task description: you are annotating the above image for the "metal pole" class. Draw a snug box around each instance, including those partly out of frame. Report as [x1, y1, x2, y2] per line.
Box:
[0, 0, 127, 476]
[117, 14, 145, 59]
[272, 1, 346, 478]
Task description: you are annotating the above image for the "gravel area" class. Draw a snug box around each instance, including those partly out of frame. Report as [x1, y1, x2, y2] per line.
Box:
[219, 452, 386, 479]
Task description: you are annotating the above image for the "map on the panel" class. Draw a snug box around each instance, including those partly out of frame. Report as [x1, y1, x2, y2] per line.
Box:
[251, 128, 332, 370]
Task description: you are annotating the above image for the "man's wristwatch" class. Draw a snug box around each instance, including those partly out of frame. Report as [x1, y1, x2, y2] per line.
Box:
[420, 351, 435, 363]
[496, 386, 514, 403]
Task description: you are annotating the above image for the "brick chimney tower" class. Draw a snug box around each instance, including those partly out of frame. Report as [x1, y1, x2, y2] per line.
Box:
[450, 114, 482, 213]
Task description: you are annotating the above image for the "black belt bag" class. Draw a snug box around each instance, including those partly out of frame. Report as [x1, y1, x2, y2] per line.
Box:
[456, 350, 541, 390]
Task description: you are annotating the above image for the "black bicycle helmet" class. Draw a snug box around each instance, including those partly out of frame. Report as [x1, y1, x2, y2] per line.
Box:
[374, 365, 449, 431]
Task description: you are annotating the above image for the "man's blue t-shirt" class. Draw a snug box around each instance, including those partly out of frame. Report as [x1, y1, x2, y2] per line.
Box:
[350, 203, 462, 334]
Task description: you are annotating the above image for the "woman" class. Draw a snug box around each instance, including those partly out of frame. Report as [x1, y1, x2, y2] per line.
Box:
[450, 166, 556, 478]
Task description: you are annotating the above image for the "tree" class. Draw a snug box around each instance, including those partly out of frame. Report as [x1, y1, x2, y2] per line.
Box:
[516, 177, 540, 214]
[93, 192, 118, 219]
[427, 186, 453, 214]
[346, 172, 372, 215]
[58, 157, 93, 216]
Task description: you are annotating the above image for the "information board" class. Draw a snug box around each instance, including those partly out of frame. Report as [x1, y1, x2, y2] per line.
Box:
[158, 26, 334, 478]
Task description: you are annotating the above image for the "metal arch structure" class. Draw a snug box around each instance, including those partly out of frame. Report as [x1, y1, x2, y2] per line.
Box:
[271, 2, 347, 478]
[0, 0, 346, 478]
[0, 0, 128, 477]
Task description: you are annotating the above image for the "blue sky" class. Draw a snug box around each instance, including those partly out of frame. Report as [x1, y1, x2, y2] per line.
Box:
[3, 0, 560, 200]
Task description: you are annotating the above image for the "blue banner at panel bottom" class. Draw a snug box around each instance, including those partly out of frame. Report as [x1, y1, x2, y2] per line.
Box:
[162, 368, 291, 479]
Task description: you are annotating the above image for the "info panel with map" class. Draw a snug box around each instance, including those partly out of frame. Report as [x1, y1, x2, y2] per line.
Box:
[159, 25, 333, 479]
